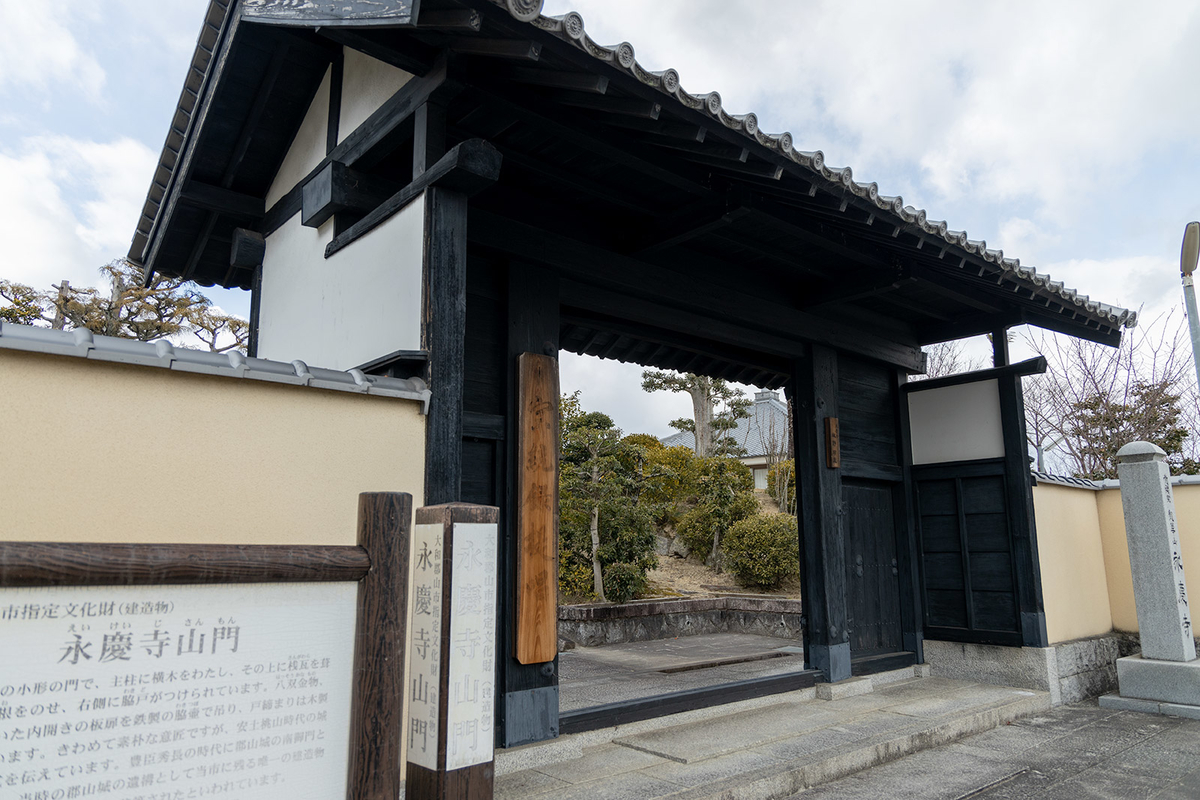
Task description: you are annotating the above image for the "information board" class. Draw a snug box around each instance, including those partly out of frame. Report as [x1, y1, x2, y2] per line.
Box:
[0, 581, 358, 800]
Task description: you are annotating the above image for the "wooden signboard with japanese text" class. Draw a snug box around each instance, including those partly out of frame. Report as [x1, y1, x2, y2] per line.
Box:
[0, 492, 411, 800]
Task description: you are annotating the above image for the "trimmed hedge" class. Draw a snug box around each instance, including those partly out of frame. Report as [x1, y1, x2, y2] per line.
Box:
[724, 513, 799, 589]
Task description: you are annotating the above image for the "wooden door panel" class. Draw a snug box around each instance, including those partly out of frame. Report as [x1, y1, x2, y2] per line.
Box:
[843, 480, 904, 657]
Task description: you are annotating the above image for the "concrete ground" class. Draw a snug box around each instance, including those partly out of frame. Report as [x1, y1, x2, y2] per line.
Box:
[497, 669, 1052, 800]
[559, 631, 806, 711]
[788, 699, 1200, 799]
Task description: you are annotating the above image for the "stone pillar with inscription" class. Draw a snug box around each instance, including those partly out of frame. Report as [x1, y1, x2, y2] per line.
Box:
[407, 503, 499, 800]
[1101, 442, 1200, 716]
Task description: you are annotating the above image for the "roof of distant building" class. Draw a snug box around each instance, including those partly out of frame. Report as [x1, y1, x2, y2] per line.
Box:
[661, 389, 788, 459]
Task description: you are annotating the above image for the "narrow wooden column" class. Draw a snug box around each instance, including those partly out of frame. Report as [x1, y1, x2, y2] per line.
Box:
[347, 492, 412, 800]
[499, 264, 561, 747]
[791, 346, 850, 681]
[423, 186, 469, 506]
[997, 373, 1048, 647]
[893, 369, 925, 661]
[407, 503, 500, 800]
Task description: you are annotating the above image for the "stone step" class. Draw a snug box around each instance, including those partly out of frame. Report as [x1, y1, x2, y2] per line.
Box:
[495, 671, 1050, 800]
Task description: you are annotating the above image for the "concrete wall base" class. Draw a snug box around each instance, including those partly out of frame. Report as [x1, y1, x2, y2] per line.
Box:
[924, 633, 1137, 705]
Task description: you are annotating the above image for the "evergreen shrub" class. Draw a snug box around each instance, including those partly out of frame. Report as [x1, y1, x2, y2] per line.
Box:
[724, 513, 799, 589]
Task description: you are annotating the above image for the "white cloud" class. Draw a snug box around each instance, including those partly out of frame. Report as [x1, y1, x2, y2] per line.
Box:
[0, 0, 105, 95]
[543, 1, 1200, 227]
[0, 135, 157, 291]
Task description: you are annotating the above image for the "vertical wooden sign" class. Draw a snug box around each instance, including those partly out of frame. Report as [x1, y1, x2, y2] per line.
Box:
[407, 503, 500, 800]
[515, 353, 559, 664]
[825, 417, 841, 469]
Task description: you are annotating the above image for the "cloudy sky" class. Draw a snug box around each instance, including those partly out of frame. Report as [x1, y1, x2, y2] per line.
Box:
[2, 1, 1199, 436]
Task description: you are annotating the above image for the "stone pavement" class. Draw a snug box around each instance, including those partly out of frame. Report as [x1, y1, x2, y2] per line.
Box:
[496, 667, 1051, 800]
[560, 631, 805, 711]
[790, 698, 1200, 799]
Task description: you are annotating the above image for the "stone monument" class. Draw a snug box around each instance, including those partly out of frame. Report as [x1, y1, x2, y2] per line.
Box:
[1100, 442, 1200, 717]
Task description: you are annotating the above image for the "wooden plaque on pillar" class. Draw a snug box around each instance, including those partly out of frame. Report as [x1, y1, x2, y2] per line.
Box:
[515, 353, 559, 664]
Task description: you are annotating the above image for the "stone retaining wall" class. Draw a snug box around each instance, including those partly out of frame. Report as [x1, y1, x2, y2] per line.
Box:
[558, 597, 803, 648]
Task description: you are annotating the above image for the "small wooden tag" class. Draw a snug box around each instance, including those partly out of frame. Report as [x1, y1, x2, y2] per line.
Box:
[825, 417, 840, 469]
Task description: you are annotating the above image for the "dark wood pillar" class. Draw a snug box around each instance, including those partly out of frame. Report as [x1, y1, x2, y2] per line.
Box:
[893, 368, 925, 661]
[992, 327, 1010, 367]
[998, 372, 1048, 647]
[498, 262, 560, 747]
[791, 345, 850, 682]
[423, 186, 469, 506]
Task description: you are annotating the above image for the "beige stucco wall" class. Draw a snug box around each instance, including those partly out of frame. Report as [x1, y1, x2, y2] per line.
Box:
[1033, 479, 1200, 640]
[1032, 483, 1113, 643]
[1097, 482, 1200, 633]
[0, 349, 425, 545]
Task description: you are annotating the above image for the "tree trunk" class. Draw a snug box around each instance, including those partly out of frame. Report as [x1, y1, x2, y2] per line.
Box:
[589, 462, 606, 602]
[590, 503, 606, 602]
[688, 377, 715, 457]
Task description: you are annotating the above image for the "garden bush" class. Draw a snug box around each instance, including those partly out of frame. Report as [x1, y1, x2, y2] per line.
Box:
[723, 513, 799, 589]
[602, 562, 647, 604]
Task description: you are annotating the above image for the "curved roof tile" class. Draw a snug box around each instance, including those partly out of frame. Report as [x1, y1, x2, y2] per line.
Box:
[502, 0, 1137, 331]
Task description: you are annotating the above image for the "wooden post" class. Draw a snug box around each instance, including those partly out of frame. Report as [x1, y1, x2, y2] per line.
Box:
[407, 503, 500, 800]
[347, 492, 412, 800]
[499, 264, 561, 747]
[992, 327, 1010, 367]
[791, 346, 850, 682]
[423, 186, 469, 506]
[997, 372, 1048, 647]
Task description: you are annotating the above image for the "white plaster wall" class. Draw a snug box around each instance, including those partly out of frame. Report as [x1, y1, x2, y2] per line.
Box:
[257, 200, 424, 370]
[256, 47, 423, 373]
[267, 66, 331, 209]
[339, 47, 413, 140]
[908, 378, 1005, 465]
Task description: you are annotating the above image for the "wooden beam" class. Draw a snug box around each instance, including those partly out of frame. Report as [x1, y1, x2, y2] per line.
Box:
[597, 114, 706, 142]
[301, 161, 401, 228]
[506, 66, 608, 94]
[181, 180, 264, 218]
[183, 212, 220, 282]
[801, 266, 913, 310]
[648, 137, 749, 163]
[225, 39, 290, 187]
[993, 326, 1010, 367]
[326, 49, 344, 154]
[470, 209, 924, 371]
[413, 100, 447, 178]
[492, 147, 659, 215]
[327, 139, 502, 257]
[792, 346, 849, 682]
[0, 542, 370, 586]
[229, 227, 265, 268]
[451, 38, 541, 61]
[627, 205, 750, 256]
[422, 185, 468, 506]
[553, 91, 661, 119]
[416, 8, 482, 31]
[262, 56, 457, 235]
[317, 27, 437, 76]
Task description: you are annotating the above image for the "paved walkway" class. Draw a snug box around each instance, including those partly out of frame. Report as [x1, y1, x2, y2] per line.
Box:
[788, 699, 1200, 799]
[560, 632, 805, 711]
[496, 668, 1050, 800]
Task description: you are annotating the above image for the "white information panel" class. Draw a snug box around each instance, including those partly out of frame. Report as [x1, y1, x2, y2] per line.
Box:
[0, 581, 358, 800]
[407, 523, 444, 770]
[445, 522, 497, 771]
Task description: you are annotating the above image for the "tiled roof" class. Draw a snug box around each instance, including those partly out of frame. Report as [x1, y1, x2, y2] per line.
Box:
[0, 322, 431, 411]
[661, 391, 789, 459]
[492, 0, 1137, 332]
